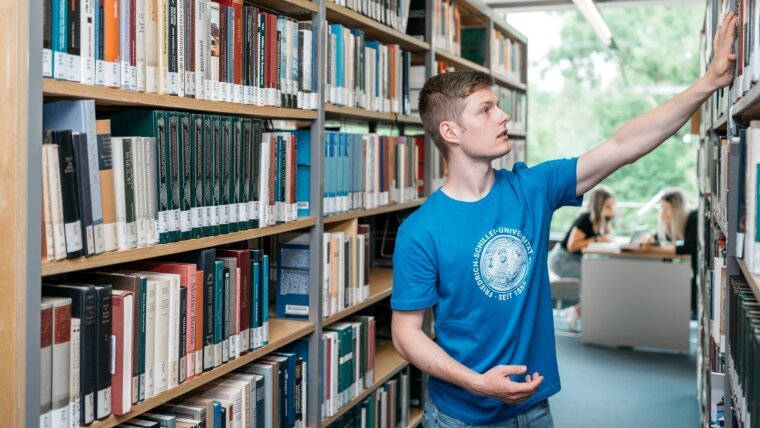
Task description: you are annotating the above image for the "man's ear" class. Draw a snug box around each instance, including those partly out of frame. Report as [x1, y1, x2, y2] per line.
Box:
[439, 120, 460, 146]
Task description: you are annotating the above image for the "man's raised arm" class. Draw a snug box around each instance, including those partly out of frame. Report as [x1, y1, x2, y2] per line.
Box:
[576, 12, 737, 197]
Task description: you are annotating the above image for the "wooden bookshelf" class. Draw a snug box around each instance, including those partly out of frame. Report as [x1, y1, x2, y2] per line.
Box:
[323, 268, 393, 328]
[325, 104, 422, 124]
[88, 318, 315, 428]
[408, 408, 423, 428]
[493, 73, 527, 92]
[322, 341, 409, 427]
[435, 50, 490, 74]
[254, 0, 318, 13]
[325, 2, 430, 52]
[734, 83, 760, 118]
[41, 217, 316, 276]
[736, 259, 760, 301]
[43, 79, 319, 120]
[324, 199, 425, 224]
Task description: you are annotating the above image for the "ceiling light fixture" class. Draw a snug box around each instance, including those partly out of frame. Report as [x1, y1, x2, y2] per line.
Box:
[570, 0, 617, 49]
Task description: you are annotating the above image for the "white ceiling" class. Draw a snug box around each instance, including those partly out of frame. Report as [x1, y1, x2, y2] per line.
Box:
[484, 0, 702, 14]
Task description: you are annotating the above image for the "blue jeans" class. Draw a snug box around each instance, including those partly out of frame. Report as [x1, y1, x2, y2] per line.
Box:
[423, 395, 554, 428]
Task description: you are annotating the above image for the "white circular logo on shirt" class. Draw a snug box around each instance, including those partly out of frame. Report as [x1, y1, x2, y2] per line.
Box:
[473, 228, 534, 300]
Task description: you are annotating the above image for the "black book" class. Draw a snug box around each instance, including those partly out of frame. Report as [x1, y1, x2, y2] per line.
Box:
[174, 248, 216, 371]
[68, 0, 80, 59]
[73, 132, 96, 256]
[54, 130, 84, 258]
[168, 0, 178, 87]
[179, 286, 187, 384]
[42, 283, 96, 426]
[92, 284, 113, 420]
[251, 121, 262, 228]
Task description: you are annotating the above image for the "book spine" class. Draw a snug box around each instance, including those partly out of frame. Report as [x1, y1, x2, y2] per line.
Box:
[69, 317, 80, 428]
[94, 286, 112, 420]
[192, 114, 204, 239]
[180, 112, 193, 240]
[56, 132, 84, 258]
[122, 138, 138, 249]
[40, 303, 53, 428]
[167, 112, 182, 242]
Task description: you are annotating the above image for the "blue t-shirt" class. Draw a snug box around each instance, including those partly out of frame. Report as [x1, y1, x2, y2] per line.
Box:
[391, 158, 582, 425]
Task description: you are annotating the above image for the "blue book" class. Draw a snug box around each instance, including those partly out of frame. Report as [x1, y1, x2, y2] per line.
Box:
[330, 25, 345, 102]
[276, 240, 310, 320]
[293, 130, 311, 217]
[251, 257, 261, 349]
[213, 260, 224, 367]
[51, 0, 68, 79]
[272, 352, 298, 428]
[262, 254, 270, 345]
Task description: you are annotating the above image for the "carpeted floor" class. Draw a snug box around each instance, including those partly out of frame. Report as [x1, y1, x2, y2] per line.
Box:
[549, 313, 699, 428]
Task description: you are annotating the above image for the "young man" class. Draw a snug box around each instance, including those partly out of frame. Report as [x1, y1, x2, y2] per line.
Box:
[391, 13, 737, 427]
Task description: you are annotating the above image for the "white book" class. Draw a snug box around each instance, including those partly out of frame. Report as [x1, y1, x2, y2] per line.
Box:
[158, 0, 169, 94]
[195, 0, 207, 99]
[45, 297, 71, 428]
[44, 144, 68, 261]
[207, 2, 220, 102]
[225, 374, 259, 428]
[110, 138, 128, 250]
[69, 318, 80, 428]
[44, 48, 53, 78]
[42, 147, 55, 260]
[136, 0, 146, 92]
[258, 134, 271, 228]
[133, 138, 148, 248]
[145, 0, 159, 93]
[150, 274, 171, 394]
[142, 276, 157, 398]
[177, 0, 186, 97]
[144, 137, 159, 245]
[199, 385, 244, 428]
[239, 364, 274, 428]
[119, 0, 131, 89]
[80, 0, 95, 85]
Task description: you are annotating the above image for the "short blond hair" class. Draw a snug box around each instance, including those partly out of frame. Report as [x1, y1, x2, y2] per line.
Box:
[418, 71, 495, 159]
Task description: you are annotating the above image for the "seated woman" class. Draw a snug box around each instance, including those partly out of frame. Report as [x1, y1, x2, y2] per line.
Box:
[639, 188, 698, 318]
[549, 185, 617, 331]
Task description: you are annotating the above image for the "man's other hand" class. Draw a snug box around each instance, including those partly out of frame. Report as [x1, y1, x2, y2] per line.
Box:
[473, 365, 544, 404]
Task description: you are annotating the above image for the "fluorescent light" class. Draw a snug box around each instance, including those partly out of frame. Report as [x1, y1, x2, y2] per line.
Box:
[571, 0, 616, 48]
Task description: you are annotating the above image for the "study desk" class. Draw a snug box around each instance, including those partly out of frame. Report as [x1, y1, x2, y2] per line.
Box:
[580, 247, 691, 352]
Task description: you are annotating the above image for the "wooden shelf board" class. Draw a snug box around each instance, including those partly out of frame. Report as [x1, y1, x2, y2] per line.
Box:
[324, 199, 424, 224]
[408, 408, 423, 428]
[322, 341, 409, 427]
[715, 114, 728, 131]
[323, 268, 393, 327]
[88, 319, 315, 428]
[435, 51, 489, 74]
[325, 2, 430, 52]
[737, 259, 760, 302]
[325, 104, 422, 124]
[252, 0, 318, 13]
[733, 83, 760, 118]
[493, 73, 527, 92]
[43, 79, 318, 120]
[42, 217, 316, 276]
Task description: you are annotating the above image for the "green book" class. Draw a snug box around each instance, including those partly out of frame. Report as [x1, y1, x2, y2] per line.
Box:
[191, 114, 204, 239]
[211, 115, 222, 236]
[178, 111, 193, 241]
[241, 118, 253, 232]
[202, 115, 214, 237]
[233, 117, 244, 232]
[461, 27, 486, 65]
[166, 111, 182, 242]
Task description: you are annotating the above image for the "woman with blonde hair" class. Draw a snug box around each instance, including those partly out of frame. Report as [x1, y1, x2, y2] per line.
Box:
[549, 185, 617, 331]
[641, 188, 698, 317]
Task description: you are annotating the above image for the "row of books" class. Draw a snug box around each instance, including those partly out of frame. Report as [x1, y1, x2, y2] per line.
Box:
[42, 100, 308, 261]
[492, 31, 524, 82]
[323, 133, 422, 216]
[322, 317, 377, 419]
[40, 247, 271, 426]
[727, 276, 760, 428]
[494, 85, 527, 135]
[709, 253, 727, 375]
[273, 221, 373, 320]
[730, 0, 760, 106]
[325, 25, 413, 115]
[431, 0, 462, 57]
[42, 0, 318, 109]
[743, 123, 760, 278]
[329, 367, 412, 428]
[330, 0, 414, 34]
[115, 339, 308, 428]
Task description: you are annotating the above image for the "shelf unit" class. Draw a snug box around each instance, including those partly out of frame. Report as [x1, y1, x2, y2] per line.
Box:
[5, 0, 529, 425]
[697, 0, 760, 426]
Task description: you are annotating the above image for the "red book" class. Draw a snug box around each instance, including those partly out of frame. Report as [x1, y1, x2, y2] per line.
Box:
[217, 249, 251, 352]
[111, 290, 133, 416]
[195, 270, 204, 376]
[266, 12, 277, 103]
[131, 261, 198, 381]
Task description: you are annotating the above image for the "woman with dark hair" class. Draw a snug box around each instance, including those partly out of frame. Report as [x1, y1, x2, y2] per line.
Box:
[549, 185, 617, 331]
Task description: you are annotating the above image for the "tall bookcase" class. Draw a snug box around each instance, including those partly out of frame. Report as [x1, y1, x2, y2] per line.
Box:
[3, 0, 527, 427]
[697, 0, 760, 426]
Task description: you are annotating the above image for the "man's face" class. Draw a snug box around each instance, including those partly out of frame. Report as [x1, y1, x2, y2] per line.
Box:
[453, 87, 511, 161]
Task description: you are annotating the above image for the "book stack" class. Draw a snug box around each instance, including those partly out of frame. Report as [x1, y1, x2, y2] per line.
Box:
[433, 0, 461, 56]
[329, 366, 411, 428]
[325, 25, 413, 115]
[42, 0, 317, 109]
[331, 0, 413, 34]
[321, 316, 377, 420]
[727, 276, 760, 428]
[39, 247, 272, 425]
[323, 132, 422, 216]
[41, 101, 307, 261]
